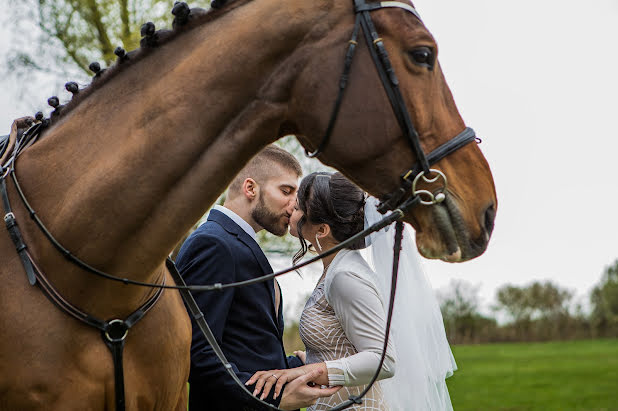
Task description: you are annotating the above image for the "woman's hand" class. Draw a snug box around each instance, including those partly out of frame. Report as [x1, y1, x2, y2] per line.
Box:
[246, 362, 329, 400]
[294, 350, 306, 364]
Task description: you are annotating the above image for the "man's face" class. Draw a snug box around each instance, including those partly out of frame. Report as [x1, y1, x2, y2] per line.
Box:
[251, 166, 299, 236]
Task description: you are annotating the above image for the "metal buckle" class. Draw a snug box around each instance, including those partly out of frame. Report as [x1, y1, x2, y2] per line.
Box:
[105, 319, 129, 342]
[412, 169, 447, 205]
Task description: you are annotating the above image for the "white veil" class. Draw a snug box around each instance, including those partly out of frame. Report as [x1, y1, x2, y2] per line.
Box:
[362, 197, 457, 410]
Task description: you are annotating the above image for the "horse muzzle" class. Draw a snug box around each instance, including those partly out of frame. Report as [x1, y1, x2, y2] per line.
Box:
[415, 192, 495, 262]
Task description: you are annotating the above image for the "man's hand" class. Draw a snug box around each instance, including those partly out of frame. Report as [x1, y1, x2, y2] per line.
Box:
[247, 363, 329, 401]
[278, 369, 341, 410]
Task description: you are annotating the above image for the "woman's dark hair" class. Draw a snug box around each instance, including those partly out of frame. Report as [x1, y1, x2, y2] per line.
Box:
[292, 172, 366, 265]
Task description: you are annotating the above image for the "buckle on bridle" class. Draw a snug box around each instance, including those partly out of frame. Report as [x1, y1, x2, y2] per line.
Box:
[105, 319, 129, 342]
[412, 169, 447, 205]
[4, 212, 15, 223]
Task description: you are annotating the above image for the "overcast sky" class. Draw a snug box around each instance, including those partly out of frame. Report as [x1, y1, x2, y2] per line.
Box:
[1, 0, 617, 316]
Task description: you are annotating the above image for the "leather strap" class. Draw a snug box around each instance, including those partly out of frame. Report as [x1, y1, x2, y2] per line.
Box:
[0, 134, 9, 161]
[1, 176, 36, 285]
[359, 2, 421, 19]
[356, 0, 431, 174]
[306, 14, 362, 157]
[104, 333, 127, 411]
[25, 252, 164, 411]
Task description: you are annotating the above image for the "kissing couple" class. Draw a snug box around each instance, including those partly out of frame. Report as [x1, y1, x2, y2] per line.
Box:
[176, 145, 456, 410]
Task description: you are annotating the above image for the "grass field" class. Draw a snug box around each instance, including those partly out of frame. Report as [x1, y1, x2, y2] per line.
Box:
[446, 339, 618, 411]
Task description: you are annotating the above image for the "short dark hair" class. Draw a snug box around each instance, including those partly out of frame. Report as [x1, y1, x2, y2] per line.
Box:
[293, 172, 366, 265]
[228, 145, 302, 196]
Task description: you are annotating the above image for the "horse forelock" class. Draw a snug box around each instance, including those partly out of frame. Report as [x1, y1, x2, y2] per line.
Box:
[44, 0, 253, 128]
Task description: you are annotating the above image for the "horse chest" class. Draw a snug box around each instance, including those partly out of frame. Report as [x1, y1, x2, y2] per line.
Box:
[0, 261, 191, 410]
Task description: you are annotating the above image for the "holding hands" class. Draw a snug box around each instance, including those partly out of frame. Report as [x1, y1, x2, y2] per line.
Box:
[246, 362, 338, 410]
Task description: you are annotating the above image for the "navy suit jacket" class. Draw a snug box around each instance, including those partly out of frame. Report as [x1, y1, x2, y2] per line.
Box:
[176, 209, 303, 410]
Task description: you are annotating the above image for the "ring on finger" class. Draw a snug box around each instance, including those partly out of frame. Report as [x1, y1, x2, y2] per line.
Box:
[270, 374, 278, 380]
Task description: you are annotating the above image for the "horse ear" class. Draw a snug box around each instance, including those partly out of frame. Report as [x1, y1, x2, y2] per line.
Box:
[35, 111, 44, 122]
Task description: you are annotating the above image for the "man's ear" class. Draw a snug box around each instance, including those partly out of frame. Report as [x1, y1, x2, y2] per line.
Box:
[242, 178, 259, 201]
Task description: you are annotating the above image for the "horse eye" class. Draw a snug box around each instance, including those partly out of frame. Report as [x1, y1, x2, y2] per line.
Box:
[409, 47, 434, 69]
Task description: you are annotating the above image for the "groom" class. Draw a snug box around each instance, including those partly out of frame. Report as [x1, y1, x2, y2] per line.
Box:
[176, 145, 338, 410]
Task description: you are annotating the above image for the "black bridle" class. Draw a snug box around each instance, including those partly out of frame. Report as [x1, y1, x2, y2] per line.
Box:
[0, 1, 477, 410]
[308, 0, 477, 215]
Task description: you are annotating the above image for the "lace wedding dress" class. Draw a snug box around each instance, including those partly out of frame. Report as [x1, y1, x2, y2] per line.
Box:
[298, 249, 395, 410]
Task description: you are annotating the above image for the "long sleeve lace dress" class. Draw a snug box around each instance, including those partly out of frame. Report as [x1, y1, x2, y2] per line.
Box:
[298, 249, 397, 411]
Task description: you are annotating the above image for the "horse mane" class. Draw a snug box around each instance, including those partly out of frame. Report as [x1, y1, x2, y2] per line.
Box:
[42, 0, 252, 128]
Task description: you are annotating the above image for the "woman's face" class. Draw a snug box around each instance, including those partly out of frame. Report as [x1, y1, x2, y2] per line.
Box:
[288, 197, 303, 238]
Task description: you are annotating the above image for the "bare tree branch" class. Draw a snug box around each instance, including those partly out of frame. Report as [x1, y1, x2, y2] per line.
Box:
[119, 0, 131, 48]
[84, 0, 114, 65]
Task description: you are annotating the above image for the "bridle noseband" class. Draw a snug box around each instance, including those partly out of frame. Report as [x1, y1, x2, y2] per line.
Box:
[307, 0, 477, 215]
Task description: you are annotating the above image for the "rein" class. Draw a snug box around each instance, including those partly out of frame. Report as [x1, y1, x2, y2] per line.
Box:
[0, 1, 477, 410]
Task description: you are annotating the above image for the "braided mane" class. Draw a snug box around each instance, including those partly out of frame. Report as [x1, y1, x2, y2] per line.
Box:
[42, 0, 252, 127]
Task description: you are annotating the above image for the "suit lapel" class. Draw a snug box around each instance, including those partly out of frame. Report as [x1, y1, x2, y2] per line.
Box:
[235, 232, 279, 322]
[237, 233, 273, 277]
[208, 210, 279, 324]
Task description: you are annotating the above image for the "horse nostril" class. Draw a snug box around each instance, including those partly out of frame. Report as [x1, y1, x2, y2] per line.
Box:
[483, 203, 496, 236]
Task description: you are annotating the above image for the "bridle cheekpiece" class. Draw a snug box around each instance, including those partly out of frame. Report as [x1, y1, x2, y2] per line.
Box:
[306, 0, 477, 215]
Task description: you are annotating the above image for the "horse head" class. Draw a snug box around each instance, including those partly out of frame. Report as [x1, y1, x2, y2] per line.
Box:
[289, 1, 497, 262]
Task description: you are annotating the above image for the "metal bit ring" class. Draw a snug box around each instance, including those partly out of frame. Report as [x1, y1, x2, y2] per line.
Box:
[412, 169, 448, 205]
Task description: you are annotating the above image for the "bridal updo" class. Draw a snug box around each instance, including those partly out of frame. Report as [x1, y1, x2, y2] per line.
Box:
[293, 172, 366, 265]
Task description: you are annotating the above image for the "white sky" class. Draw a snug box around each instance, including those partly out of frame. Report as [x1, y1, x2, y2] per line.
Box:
[1, 0, 617, 316]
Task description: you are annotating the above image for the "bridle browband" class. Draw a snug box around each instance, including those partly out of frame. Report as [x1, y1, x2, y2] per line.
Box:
[0, 1, 476, 410]
[308, 0, 477, 215]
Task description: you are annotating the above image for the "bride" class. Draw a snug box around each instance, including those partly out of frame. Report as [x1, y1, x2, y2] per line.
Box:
[248, 172, 456, 410]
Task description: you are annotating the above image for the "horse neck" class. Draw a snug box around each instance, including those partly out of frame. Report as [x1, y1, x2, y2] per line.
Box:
[13, 0, 341, 313]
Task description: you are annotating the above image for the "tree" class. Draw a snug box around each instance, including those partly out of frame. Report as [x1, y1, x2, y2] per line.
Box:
[5, 0, 210, 79]
[494, 281, 574, 341]
[437, 280, 496, 344]
[495, 281, 573, 324]
[590, 259, 618, 336]
[495, 285, 530, 323]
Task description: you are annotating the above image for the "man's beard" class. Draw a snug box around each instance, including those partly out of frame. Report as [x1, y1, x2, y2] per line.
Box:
[251, 194, 288, 236]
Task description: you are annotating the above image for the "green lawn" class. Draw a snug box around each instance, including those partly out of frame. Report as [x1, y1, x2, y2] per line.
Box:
[446, 339, 618, 411]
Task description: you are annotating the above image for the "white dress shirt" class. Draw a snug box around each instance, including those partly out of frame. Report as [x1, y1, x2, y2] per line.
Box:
[212, 205, 257, 240]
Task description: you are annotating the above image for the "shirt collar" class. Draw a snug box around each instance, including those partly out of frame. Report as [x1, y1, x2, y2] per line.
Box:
[212, 205, 257, 240]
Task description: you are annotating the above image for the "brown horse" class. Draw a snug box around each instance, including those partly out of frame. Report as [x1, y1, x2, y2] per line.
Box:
[0, 0, 496, 409]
